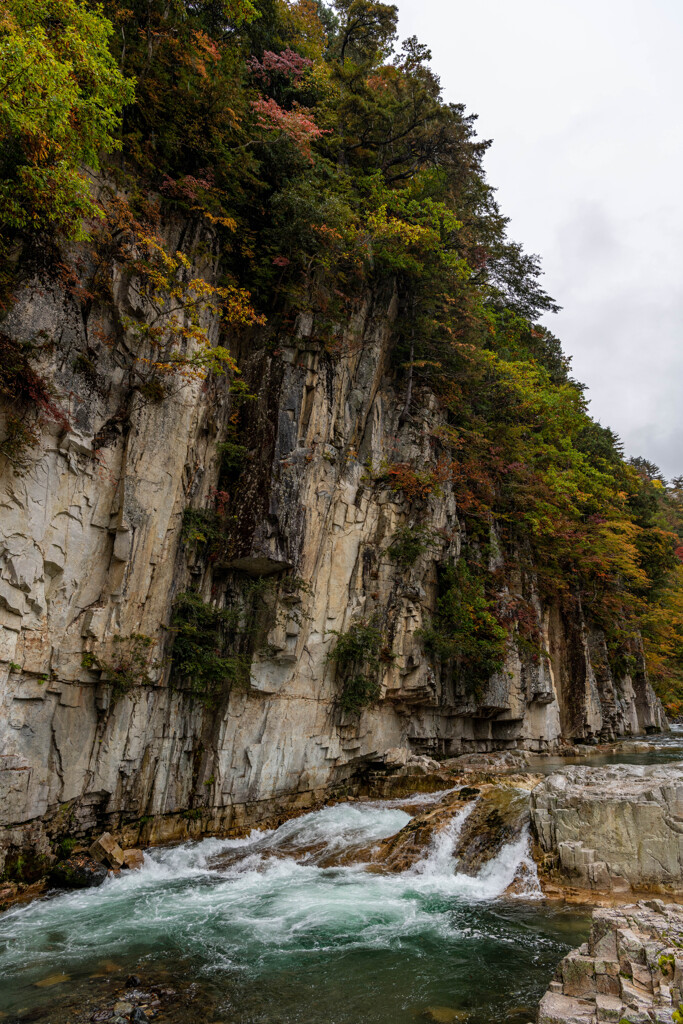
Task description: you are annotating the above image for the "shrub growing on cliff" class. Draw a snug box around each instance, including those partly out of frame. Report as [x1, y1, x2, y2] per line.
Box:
[81, 634, 158, 701]
[388, 525, 437, 566]
[420, 562, 507, 692]
[327, 620, 387, 713]
[110, 230, 263, 399]
[181, 508, 224, 553]
[216, 440, 249, 480]
[0, 333, 70, 470]
[170, 591, 254, 704]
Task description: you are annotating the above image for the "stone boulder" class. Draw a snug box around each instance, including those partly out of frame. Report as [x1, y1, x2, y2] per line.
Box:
[441, 750, 530, 774]
[531, 763, 683, 894]
[50, 853, 108, 889]
[122, 849, 145, 870]
[89, 832, 125, 869]
[537, 900, 683, 1024]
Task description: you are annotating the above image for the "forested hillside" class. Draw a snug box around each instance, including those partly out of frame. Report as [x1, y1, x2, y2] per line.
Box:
[1, 0, 681, 713]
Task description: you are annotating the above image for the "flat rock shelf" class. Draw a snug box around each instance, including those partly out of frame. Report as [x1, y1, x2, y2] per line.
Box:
[531, 763, 683, 894]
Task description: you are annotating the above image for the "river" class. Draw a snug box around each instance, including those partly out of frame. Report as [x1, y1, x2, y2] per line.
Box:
[2, 731, 682, 1024]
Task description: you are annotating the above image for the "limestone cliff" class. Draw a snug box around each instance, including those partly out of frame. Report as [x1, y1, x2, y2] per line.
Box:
[0, 259, 666, 874]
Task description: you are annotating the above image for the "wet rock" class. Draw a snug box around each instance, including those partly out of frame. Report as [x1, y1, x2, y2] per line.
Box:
[0, 878, 47, 911]
[89, 833, 125, 869]
[617, 740, 655, 753]
[538, 900, 683, 1024]
[130, 1009, 150, 1024]
[122, 849, 144, 870]
[458, 786, 481, 799]
[51, 853, 108, 889]
[373, 793, 468, 871]
[531, 764, 683, 893]
[374, 780, 537, 873]
[113, 1002, 133, 1015]
[453, 787, 530, 875]
[126, 976, 142, 988]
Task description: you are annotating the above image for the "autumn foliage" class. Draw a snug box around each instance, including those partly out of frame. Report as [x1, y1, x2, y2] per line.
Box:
[0, 0, 681, 713]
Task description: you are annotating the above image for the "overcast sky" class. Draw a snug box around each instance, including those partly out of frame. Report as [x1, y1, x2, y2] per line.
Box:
[395, 0, 682, 480]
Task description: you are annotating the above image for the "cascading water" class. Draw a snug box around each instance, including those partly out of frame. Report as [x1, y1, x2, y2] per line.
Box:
[0, 794, 588, 1024]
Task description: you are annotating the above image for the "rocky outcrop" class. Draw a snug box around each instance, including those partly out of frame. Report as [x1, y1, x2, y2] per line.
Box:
[451, 784, 532, 876]
[531, 764, 683, 894]
[0, 251, 666, 872]
[538, 900, 683, 1024]
[373, 778, 538, 873]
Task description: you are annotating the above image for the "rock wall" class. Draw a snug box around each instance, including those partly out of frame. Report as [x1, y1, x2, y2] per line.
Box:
[0, 259, 666, 871]
[532, 764, 683, 895]
[538, 900, 683, 1024]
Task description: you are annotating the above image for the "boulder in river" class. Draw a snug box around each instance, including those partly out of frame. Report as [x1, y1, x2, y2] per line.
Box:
[89, 832, 125, 869]
[122, 849, 144, 870]
[531, 763, 683, 894]
[453, 785, 531, 876]
[538, 900, 683, 1024]
[50, 853, 108, 888]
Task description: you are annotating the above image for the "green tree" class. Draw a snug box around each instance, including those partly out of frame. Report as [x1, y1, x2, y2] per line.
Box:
[0, 0, 133, 244]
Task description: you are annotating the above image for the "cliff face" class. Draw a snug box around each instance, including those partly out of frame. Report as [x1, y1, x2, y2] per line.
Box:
[0, 261, 665, 872]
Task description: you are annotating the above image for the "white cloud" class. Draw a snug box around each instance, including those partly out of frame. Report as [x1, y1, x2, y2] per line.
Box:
[395, 0, 683, 478]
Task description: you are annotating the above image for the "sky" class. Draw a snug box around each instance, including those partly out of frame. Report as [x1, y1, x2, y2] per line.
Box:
[394, 0, 683, 480]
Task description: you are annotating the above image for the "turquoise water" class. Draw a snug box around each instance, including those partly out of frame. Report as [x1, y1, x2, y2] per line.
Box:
[5, 729, 683, 1023]
[0, 798, 590, 1024]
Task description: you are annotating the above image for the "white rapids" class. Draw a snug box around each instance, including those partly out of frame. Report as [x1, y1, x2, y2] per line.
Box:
[0, 794, 573, 1024]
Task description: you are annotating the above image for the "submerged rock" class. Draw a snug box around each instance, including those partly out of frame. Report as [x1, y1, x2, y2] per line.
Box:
[421, 1007, 469, 1022]
[34, 972, 70, 988]
[538, 900, 683, 1024]
[531, 763, 683, 894]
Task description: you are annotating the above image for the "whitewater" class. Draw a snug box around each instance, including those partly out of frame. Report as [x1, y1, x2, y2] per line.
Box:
[0, 794, 589, 1023]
